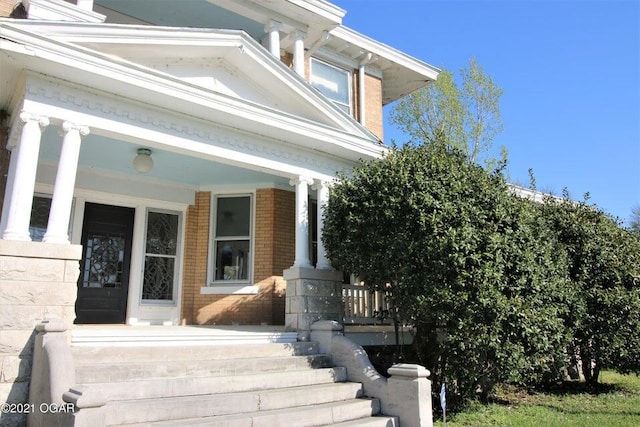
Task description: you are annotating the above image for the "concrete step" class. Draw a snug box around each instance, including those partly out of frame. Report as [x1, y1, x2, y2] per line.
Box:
[71, 326, 298, 347]
[75, 367, 348, 401]
[104, 382, 364, 425]
[76, 353, 333, 383]
[119, 397, 381, 427]
[326, 417, 399, 427]
[71, 342, 319, 364]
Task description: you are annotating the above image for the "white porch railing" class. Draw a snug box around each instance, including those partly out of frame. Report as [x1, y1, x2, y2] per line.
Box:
[342, 283, 392, 325]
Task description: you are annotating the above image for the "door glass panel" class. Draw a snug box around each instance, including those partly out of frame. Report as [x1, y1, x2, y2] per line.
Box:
[146, 212, 178, 255]
[142, 256, 175, 300]
[142, 211, 180, 301]
[81, 232, 126, 288]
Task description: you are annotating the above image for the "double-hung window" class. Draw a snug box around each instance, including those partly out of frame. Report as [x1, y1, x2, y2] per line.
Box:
[212, 195, 252, 283]
[310, 58, 352, 114]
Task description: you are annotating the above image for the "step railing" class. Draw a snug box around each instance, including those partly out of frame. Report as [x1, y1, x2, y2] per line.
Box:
[342, 283, 392, 325]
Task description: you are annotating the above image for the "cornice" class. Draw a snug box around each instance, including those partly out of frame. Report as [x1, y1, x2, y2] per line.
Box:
[23, 74, 358, 180]
[287, 0, 346, 23]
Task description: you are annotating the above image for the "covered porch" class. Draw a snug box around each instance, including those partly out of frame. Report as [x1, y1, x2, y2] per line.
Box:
[0, 66, 349, 327]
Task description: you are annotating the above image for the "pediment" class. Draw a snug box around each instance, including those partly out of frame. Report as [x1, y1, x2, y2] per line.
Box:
[19, 23, 376, 141]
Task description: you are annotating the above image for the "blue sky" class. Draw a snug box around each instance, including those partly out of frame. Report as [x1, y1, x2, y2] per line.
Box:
[334, 0, 640, 224]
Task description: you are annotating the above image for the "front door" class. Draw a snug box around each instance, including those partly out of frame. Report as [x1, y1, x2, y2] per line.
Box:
[76, 203, 135, 324]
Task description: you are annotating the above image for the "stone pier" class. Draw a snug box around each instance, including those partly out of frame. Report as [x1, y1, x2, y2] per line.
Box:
[284, 266, 343, 341]
[0, 240, 81, 427]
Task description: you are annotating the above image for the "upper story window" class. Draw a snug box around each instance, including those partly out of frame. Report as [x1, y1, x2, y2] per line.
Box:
[310, 58, 352, 114]
[211, 195, 252, 283]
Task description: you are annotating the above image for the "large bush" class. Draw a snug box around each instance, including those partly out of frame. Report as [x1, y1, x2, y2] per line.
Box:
[323, 143, 572, 403]
[540, 196, 640, 384]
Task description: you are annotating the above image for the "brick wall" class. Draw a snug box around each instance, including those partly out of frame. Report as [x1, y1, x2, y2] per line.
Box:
[0, 0, 25, 18]
[181, 188, 294, 326]
[180, 191, 210, 324]
[364, 74, 384, 140]
[0, 0, 14, 17]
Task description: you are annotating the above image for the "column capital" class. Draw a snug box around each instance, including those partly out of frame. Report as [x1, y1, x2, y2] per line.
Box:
[289, 28, 307, 41]
[289, 176, 313, 187]
[265, 19, 283, 33]
[19, 111, 49, 128]
[61, 121, 90, 136]
[311, 179, 333, 192]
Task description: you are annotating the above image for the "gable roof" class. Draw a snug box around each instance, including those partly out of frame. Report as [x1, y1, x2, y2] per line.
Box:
[0, 19, 384, 160]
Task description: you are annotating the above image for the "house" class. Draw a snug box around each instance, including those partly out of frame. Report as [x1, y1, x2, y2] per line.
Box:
[0, 0, 439, 425]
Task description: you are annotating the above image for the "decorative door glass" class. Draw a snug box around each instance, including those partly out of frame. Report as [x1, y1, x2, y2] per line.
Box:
[81, 232, 126, 288]
[142, 211, 180, 301]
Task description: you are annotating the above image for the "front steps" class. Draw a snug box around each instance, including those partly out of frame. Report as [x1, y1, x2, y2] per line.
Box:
[70, 341, 398, 426]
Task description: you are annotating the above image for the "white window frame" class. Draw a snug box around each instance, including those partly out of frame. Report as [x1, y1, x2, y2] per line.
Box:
[140, 208, 183, 305]
[207, 193, 254, 287]
[309, 57, 353, 115]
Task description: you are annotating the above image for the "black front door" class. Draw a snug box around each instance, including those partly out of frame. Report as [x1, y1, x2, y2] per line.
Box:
[76, 203, 135, 324]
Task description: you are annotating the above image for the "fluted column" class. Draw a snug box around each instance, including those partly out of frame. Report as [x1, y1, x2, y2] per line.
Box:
[2, 112, 49, 241]
[313, 179, 332, 270]
[289, 176, 313, 268]
[43, 122, 89, 244]
[291, 29, 307, 77]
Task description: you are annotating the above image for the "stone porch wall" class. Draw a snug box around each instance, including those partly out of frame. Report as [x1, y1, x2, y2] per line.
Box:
[0, 240, 81, 427]
[181, 188, 294, 326]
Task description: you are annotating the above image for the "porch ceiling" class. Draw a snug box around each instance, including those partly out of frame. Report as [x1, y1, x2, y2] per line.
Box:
[39, 126, 289, 188]
[95, 0, 267, 39]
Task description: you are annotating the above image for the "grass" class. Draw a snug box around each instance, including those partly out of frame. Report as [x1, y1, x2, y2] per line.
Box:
[433, 371, 640, 426]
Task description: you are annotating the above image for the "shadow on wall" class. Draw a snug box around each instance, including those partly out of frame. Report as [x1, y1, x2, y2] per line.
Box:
[1, 329, 37, 427]
[195, 276, 286, 325]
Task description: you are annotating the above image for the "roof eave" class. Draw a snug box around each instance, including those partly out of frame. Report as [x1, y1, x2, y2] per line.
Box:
[330, 25, 440, 104]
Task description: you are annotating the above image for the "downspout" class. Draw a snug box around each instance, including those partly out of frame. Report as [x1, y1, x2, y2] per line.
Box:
[358, 53, 373, 125]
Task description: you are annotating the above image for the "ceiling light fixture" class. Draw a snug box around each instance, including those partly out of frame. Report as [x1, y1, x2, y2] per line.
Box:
[133, 148, 153, 173]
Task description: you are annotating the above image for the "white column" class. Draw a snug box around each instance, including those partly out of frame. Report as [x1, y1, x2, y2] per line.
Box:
[265, 20, 282, 58]
[0, 139, 19, 235]
[313, 179, 332, 270]
[290, 176, 313, 268]
[358, 53, 373, 125]
[291, 29, 307, 77]
[43, 122, 89, 244]
[2, 112, 49, 241]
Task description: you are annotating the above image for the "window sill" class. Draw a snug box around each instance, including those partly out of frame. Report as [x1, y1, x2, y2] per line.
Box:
[200, 284, 259, 295]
